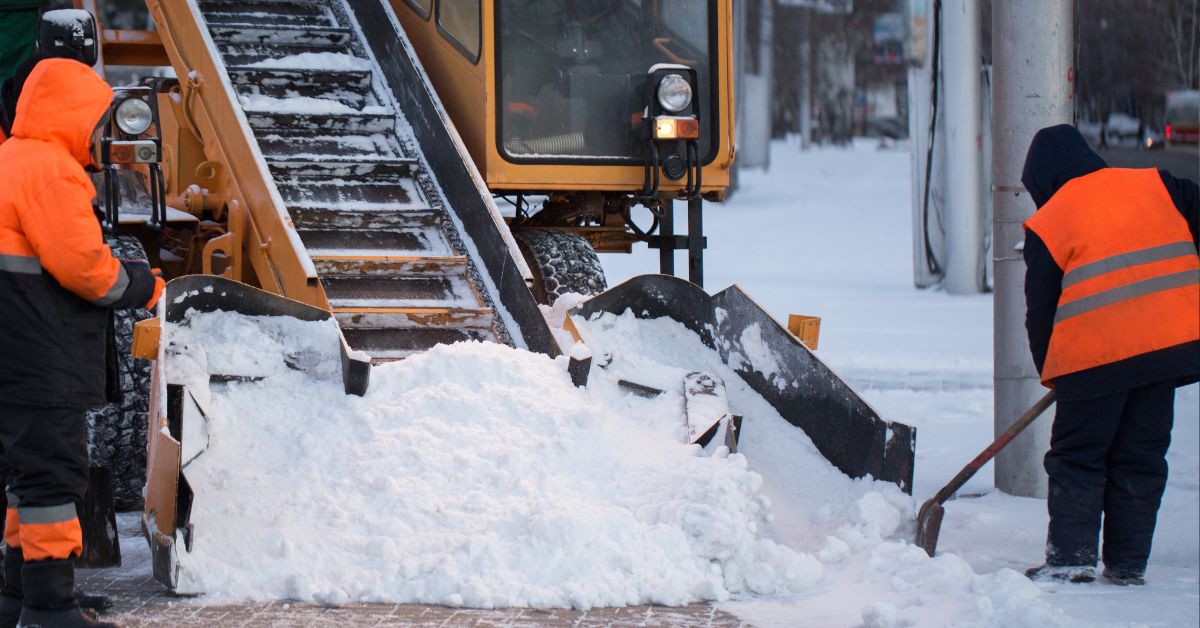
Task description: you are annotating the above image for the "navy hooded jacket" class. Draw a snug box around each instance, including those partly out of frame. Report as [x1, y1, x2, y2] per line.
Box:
[1021, 124, 1200, 400]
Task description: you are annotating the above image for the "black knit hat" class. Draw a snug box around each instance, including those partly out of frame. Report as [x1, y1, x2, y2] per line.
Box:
[0, 53, 53, 137]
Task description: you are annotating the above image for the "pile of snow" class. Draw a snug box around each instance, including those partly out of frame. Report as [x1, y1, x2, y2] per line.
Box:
[162, 303, 1070, 625]
[166, 311, 817, 609]
[573, 310, 1068, 628]
[164, 311, 342, 408]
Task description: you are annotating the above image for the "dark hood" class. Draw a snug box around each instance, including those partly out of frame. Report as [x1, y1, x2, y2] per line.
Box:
[1021, 124, 1107, 209]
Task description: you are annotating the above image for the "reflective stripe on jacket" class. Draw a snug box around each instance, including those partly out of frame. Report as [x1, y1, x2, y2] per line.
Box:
[0, 58, 153, 407]
[1025, 168, 1200, 384]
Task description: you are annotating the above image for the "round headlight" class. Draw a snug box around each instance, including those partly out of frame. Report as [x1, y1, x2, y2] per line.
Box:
[115, 98, 153, 136]
[657, 74, 693, 113]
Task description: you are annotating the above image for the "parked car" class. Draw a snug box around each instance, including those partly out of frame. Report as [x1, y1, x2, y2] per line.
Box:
[1104, 113, 1142, 146]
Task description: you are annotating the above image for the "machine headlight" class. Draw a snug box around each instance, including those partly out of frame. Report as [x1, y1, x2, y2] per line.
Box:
[657, 74, 693, 113]
[114, 98, 153, 136]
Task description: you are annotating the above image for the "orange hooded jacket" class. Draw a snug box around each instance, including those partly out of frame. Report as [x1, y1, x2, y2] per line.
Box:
[0, 58, 160, 408]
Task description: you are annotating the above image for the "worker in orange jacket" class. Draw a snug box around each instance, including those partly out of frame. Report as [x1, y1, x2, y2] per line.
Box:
[1020, 125, 1200, 585]
[0, 57, 164, 628]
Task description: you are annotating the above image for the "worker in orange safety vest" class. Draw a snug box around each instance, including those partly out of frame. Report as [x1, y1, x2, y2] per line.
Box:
[1020, 124, 1199, 586]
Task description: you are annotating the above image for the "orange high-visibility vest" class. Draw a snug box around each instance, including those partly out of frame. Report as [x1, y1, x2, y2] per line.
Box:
[1025, 168, 1200, 384]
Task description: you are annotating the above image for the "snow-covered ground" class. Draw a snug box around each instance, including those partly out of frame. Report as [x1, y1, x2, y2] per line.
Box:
[157, 139, 1195, 627]
[602, 139, 1200, 627]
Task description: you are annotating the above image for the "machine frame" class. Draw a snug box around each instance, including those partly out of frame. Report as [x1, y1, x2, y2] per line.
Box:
[393, 0, 737, 284]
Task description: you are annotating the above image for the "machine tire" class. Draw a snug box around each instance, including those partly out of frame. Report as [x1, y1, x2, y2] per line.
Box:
[85, 234, 153, 512]
[513, 229, 608, 306]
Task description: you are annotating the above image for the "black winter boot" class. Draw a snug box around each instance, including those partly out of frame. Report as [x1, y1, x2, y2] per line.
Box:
[1, 547, 22, 628]
[70, 591, 110, 613]
[1024, 563, 1096, 583]
[16, 560, 117, 628]
[1102, 567, 1146, 586]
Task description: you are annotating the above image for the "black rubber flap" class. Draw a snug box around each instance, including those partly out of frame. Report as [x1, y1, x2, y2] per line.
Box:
[164, 276, 370, 396]
[574, 274, 916, 493]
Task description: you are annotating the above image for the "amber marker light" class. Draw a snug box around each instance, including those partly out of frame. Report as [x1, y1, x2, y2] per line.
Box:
[654, 117, 700, 140]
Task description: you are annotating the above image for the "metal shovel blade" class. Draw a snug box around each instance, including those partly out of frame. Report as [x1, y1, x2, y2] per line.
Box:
[914, 498, 945, 557]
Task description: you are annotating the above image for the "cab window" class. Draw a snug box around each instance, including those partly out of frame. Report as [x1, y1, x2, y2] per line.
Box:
[497, 0, 716, 162]
[404, 0, 431, 20]
[438, 0, 481, 62]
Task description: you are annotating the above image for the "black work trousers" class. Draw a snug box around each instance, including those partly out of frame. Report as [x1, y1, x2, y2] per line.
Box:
[1043, 380, 1175, 575]
[0, 402, 89, 518]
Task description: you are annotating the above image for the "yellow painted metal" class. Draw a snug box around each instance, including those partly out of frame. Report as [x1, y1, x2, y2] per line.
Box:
[131, 318, 161, 361]
[202, 199, 244, 282]
[392, 0, 735, 195]
[100, 29, 170, 67]
[158, 90, 210, 212]
[71, 1, 169, 70]
[146, 0, 326, 309]
[787, 315, 822, 351]
[561, 315, 584, 345]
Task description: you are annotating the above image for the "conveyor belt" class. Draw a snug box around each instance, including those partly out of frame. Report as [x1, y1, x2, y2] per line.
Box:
[191, 0, 535, 361]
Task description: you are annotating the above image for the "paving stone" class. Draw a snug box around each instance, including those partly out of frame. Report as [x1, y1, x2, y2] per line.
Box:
[75, 515, 749, 627]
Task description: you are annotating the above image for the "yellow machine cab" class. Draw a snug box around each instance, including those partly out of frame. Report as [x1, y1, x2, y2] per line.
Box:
[394, 0, 736, 284]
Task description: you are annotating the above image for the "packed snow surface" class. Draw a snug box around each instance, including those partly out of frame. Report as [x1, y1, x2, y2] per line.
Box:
[237, 93, 387, 115]
[245, 52, 370, 71]
[40, 9, 92, 30]
[598, 139, 1198, 626]
[238, 93, 357, 115]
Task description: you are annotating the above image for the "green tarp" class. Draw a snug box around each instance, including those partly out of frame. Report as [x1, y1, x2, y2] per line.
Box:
[0, 4, 45, 85]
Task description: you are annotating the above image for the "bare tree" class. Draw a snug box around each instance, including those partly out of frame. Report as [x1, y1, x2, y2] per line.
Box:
[1162, 0, 1200, 89]
[1076, 0, 1199, 122]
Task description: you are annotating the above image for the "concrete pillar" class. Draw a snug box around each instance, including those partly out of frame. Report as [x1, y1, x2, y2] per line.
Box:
[992, 0, 1074, 497]
[942, 0, 984, 294]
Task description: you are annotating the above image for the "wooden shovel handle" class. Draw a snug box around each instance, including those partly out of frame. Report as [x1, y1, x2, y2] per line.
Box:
[931, 390, 1057, 505]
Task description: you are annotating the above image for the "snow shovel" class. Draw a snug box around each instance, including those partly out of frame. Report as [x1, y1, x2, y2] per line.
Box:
[914, 390, 1056, 557]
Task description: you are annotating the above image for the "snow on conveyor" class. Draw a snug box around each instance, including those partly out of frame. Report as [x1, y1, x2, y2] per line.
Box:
[164, 307, 1069, 625]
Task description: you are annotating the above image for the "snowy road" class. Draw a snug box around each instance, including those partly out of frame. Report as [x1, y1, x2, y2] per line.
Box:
[75, 140, 1195, 627]
[603, 139, 1200, 628]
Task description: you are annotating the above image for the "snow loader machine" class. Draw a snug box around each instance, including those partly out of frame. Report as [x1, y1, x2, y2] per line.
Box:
[68, 0, 915, 592]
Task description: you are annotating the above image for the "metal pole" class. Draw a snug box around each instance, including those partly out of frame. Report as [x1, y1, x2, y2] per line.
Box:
[687, 196, 704, 287]
[909, 61, 930, 286]
[659, 203, 675, 276]
[729, 0, 747, 194]
[942, 0, 984, 294]
[759, 0, 773, 167]
[798, 9, 812, 148]
[910, 0, 941, 288]
[992, 0, 1073, 497]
